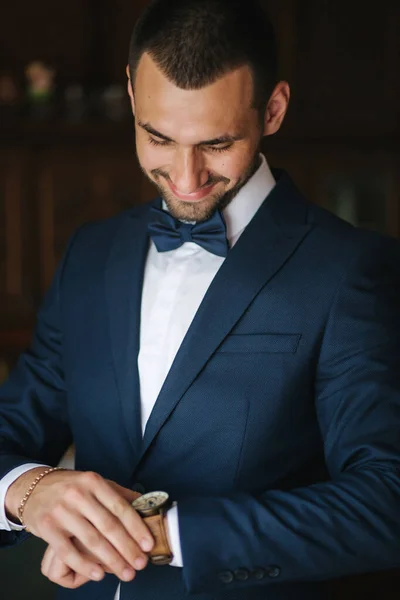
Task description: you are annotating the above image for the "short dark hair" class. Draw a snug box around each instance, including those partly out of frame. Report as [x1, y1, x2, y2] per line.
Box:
[128, 0, 278, 112]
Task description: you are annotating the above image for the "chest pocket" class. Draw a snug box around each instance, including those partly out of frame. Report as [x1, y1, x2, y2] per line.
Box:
[217, 333, 301, 354]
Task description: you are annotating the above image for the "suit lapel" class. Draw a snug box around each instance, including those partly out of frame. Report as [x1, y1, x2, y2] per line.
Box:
[105, 206, 150, 454]
[139, 172, 313, 460]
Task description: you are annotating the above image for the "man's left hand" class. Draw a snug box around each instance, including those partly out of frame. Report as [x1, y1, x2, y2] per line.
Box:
[41, 544, 91, 589]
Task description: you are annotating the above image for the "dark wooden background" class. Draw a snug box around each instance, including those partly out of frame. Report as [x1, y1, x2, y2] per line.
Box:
[0, 1, 400, 598]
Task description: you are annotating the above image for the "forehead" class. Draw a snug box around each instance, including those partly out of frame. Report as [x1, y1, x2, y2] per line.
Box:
[133, 53, 256, 139]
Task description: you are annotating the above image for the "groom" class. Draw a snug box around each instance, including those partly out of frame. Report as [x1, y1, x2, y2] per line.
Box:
[1, 1, 400, 599]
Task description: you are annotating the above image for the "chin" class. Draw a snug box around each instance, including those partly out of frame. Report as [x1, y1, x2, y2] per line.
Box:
[160, 186, 225, 223]
[168, 198, 217, 222]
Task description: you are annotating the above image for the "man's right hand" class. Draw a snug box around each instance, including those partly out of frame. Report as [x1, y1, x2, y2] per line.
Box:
[5, 468, 154, 584]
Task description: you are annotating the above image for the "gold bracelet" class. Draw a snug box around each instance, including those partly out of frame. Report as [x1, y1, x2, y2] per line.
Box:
[18, 467, 65, 528]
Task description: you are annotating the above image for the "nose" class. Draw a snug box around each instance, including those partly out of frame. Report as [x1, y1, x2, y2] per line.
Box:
[169, 148, 209, 194]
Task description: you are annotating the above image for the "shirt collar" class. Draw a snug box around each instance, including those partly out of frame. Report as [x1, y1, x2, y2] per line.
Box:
[223, 154, 275, 243]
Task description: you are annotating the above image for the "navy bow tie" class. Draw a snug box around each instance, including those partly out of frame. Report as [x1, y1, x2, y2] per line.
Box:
[148, 205, 229, 257]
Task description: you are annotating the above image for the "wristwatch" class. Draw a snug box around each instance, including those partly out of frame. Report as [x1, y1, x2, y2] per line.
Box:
[131, 491, 173, 565]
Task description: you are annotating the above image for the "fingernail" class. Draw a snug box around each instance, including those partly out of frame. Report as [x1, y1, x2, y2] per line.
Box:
[141, 538, 153, 552]
[134, 557, 146, 570]
[122, 568, 135, 581]
[91, 570, 103, 581]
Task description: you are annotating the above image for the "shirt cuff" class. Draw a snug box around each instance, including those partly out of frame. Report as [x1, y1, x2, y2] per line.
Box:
[0, 464, 50, 531]
[167, 502, 183, 567]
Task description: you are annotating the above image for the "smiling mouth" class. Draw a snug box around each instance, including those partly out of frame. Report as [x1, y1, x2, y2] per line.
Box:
[167, 180, 217, 202]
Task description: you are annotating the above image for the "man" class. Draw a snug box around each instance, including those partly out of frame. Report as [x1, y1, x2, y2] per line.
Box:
[1, 0, 400, 599]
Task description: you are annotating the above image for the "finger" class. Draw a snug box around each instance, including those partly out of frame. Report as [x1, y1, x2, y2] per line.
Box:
[46, 548, 91, 589]
[74, 492, 149, 571]
[42, 545, 73, 586]
[107, 481, 142, 504]
[69, 537, 115, 575]
[41, 545, 56, 577]
[73, 538, 128, 574]
[50, 555, 90, 589]
[43, 504, 137, 582]
[88, 473, 152, 545]
[39, 515, 106, 583]
[58, 471, 152, 551]
[82, 473, 153, 550]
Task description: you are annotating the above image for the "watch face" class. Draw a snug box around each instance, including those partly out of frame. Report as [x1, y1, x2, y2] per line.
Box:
[131, 491, 169, 515]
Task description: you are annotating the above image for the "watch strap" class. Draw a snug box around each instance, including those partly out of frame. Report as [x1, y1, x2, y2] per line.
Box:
[143, 512, 173, 565]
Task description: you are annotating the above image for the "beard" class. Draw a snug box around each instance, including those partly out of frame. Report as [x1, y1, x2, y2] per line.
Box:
[139, 151, 261, 223]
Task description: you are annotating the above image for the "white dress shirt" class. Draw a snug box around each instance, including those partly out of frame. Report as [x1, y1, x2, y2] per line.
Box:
[0, 154, 275, 597]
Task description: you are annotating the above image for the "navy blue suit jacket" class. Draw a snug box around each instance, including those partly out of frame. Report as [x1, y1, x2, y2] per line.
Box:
[1, 171, 400, 600]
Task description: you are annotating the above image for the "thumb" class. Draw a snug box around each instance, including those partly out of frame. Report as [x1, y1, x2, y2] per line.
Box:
[107, 480, 142, 504]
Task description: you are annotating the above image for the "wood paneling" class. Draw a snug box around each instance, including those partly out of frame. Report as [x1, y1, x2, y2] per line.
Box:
[37, 143, 143, 289]
[0, 149, 36, 325]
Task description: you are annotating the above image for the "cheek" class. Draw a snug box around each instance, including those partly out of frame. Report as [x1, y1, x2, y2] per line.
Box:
[208, 152, 254, 183]
[135, 128, 160, 172]
[135, 140, 167, 174]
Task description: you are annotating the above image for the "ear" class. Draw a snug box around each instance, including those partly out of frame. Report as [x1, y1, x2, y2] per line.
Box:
[263, 81, 290, 136]
[126, 65, 135, 114]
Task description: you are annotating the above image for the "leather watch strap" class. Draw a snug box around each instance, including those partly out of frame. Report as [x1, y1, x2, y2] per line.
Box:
[143, 512, 173, 565]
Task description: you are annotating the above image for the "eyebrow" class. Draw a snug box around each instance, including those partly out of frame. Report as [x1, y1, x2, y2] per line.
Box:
[138, 120, 243, 146]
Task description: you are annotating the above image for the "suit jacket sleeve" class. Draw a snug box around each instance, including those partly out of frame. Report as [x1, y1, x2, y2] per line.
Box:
[0, 231, 81, 547]
[177, 234, 400, 595]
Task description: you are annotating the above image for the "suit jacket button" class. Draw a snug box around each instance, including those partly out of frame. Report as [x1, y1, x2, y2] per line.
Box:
[218, 571, 234, 584]
[252, 567, 267, 580]
[234, 568, 250, 581]
[268, 566, 281, 578]
[132, 483, 146, 494]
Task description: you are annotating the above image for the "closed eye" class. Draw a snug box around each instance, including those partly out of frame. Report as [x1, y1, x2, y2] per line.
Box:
[148, 137, 231, 153]
[206, 145, 232, 153]
[148, 136, 171, 147]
